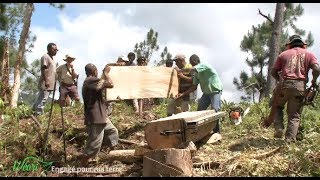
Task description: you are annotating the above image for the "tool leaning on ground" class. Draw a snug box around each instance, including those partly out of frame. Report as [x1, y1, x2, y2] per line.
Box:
[42, 62, 67, 163]
[262, 82, 320, 128]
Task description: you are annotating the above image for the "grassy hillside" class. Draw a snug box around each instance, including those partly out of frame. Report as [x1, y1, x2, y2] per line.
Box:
[0, 97, 319, 177]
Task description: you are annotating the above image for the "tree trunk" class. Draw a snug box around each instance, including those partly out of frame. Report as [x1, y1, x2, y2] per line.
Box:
[1, 37, 10, 103]
[265, 3, 285, 98]
[10, 3, 34, 108]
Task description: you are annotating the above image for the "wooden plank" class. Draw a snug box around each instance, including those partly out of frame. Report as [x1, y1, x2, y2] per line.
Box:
[104, 66, 179, 101]
[145, 110, 227, 150]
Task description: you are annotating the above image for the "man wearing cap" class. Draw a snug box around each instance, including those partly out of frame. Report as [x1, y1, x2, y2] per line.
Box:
[80, 63, 119, 166]
[56, 54, 80, 107]
[33, 43, 58, 115]
[270, 35, 320, 143]
[167, 54, 193, 116]
[175, 54, 223, 134]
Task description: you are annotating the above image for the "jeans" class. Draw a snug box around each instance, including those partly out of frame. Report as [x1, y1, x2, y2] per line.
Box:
[84, 122, 119, 158]
[33, 90, 52, 115]
[197, 91, 222, 133]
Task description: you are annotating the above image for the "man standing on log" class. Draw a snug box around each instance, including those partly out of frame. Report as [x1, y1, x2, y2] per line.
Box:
[167, 54, 193, 116]
[56, 54, 80, 107]
[175, 54, 223, 134]
[270, 35, 320, 143]
[80, 63, 119, 166]
[33, 43, 58, 115]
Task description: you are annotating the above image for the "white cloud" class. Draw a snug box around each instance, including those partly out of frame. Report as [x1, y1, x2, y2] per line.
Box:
[26, 3, 320, 103]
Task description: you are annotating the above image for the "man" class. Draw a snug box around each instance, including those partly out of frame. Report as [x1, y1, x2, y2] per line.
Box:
[127, 52, 136, 66]
[80, 63, 119, 166]
[56, 54, 80, 107]
[271, 35, 320, 143]
[33, 43, 58, 115]
[175, 54, 223, 134]
[135, 56, 149, 117]
[167, 54, 193, 116]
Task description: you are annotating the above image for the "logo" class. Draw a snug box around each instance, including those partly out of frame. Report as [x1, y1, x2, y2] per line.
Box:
[12, 156, 53, 172]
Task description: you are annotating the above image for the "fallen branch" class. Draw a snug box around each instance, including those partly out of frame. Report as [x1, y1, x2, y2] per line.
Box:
[193, 154, 241, 170]
[250, 146, 283, 160]
[30, 114, 42, 129]
[258, 8, 274, 25]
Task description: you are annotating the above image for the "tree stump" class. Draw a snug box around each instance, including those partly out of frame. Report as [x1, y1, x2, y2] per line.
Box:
[143, 148, 192, 177]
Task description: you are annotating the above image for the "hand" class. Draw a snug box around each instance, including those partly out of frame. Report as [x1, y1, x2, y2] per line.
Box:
[174, 93, 183, 100]
[104, 65, 111, 74]
[117, 62, 126, 66]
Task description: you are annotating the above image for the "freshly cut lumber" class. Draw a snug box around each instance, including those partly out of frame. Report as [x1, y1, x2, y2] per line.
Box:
[98, 149, 142, 164]
[143, 148, 192, 177]
[102, 66, 178, 100]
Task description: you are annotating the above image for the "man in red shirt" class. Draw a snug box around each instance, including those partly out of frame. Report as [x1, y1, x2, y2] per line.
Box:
[271, 35, 320, 142]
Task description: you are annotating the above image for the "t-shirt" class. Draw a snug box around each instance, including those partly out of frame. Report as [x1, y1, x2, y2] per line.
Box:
[193, 63, 223, 94]
[273, 47, 318, 81]
[38, 53, 56, 90]
[56, 64, 78, 85]
[82, 76, 110, 125]
[179, 63, 193, 101]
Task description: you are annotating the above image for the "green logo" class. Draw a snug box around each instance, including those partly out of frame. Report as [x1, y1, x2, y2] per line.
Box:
[12, 156, 53, 172]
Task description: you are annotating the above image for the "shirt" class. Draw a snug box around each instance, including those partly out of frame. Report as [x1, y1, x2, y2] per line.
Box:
[179, 63, 193, 101]
[82, 76, 110, 125]
[193, 63, 223, 94]
[273, 47, 318, 81]
[38, 53, 56, 90]
[56, 64, 78, 85]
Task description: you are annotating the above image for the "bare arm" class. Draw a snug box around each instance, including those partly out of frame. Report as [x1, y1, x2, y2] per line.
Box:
[271, 68, 280, 82]
[311, 63, 320, 85]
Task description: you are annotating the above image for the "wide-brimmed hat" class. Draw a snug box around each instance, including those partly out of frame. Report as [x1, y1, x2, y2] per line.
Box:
[63, 54, 76, 61]
[285, 35, 307, 45]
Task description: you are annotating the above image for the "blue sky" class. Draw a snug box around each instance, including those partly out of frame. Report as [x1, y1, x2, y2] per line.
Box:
[25, 3, 320, 103]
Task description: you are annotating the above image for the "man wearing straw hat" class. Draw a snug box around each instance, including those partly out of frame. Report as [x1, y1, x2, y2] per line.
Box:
[56, 54, 80, 107]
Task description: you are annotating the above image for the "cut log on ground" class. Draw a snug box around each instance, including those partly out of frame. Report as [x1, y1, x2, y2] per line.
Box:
[134, 146, 152, 156]
[145, 110, 227, 150]
[98, 149, 142, 164]
[143, 148, 193, 177]
[118, 138, 145, 146]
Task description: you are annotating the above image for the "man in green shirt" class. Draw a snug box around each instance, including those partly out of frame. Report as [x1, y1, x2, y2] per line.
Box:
[175, 54, 223, 134]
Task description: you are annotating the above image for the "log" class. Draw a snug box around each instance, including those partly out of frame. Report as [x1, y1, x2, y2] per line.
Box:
[102, 66, 179, 100]
[134, 146, 152, 156]
[98, 149, 142, 164]
[118, 138, 145, 146]
[143, 148, 193, 177]
[145, 110, 227, 150]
